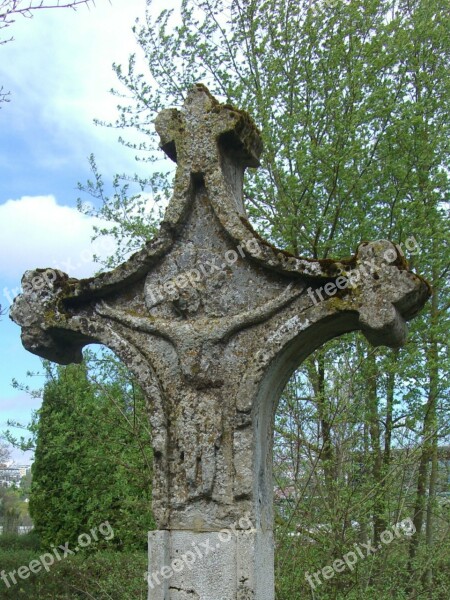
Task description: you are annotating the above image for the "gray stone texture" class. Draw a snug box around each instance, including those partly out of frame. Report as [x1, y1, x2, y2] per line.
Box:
[10, 84, 431, 599]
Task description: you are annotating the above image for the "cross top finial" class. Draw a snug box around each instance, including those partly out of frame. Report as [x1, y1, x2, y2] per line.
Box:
[155, 83, 263, 171]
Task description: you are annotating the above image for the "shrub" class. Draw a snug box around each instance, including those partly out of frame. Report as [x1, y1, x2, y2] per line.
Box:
[0, 550, 147, 599]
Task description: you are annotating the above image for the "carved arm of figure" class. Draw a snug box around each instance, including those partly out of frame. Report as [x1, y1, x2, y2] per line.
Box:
[95, 301, 176, 345]
[209, 283, 305, 343]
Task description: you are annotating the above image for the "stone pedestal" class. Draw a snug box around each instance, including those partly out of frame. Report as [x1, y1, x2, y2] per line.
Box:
[148, 529, 274, 600]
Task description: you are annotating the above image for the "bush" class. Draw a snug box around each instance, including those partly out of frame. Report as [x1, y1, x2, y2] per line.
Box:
[0, 532, 41, 551]
[0, 550, 147, 599]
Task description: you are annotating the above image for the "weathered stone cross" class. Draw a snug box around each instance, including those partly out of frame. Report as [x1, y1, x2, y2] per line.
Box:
[11, 84, 430, 599]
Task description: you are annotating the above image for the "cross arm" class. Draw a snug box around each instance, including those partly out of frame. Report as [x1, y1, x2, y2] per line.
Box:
[9, 217, 173, 363]
[10, 270, 96, 363]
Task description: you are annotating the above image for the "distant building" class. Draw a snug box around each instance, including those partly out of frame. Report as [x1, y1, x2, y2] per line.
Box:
[0, 464, 31, 488]
[17, 465, 31, 478]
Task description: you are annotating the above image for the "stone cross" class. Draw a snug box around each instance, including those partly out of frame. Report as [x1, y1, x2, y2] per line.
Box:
[11, 84, 430, 599]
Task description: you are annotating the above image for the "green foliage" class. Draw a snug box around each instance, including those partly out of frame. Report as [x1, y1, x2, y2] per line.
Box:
[0, 531, 40, 551]
[0, 486, 29, 535]
[275, 532, 422, 599]
[104, 0, 449, 256]
[77, 154, 164, 270]
[273, 334, 450, 598]
[29, 350, 155, 550]
[0, 547, 147, 599]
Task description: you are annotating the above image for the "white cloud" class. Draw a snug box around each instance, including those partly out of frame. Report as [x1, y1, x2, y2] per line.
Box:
[0, 391, 41, 416]
[0, 195, 116, 280]
[1, 0, 151, 174]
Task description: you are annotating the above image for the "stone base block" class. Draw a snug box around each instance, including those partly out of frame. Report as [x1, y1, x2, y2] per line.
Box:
[147, 528, 274, 599]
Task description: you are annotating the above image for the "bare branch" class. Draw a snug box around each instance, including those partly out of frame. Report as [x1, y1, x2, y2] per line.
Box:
[1, 1, 96, 102]
[0, 1, 94, 26]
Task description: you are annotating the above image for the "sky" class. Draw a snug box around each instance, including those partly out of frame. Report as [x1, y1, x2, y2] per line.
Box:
[0, 0, 163, 463]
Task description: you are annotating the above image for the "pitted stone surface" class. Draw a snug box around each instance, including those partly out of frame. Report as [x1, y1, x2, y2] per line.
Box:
[10, 84, 431, 599]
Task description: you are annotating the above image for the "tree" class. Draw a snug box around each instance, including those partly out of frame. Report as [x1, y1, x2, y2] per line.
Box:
[0, 487, 21, 534]
[29, 351, 155, 549]
[0, 438, 10, 464]
[73, 0, 449, 596]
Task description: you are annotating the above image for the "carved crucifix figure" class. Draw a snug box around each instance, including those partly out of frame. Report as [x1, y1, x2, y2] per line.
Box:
[11, 84, 430, 599]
